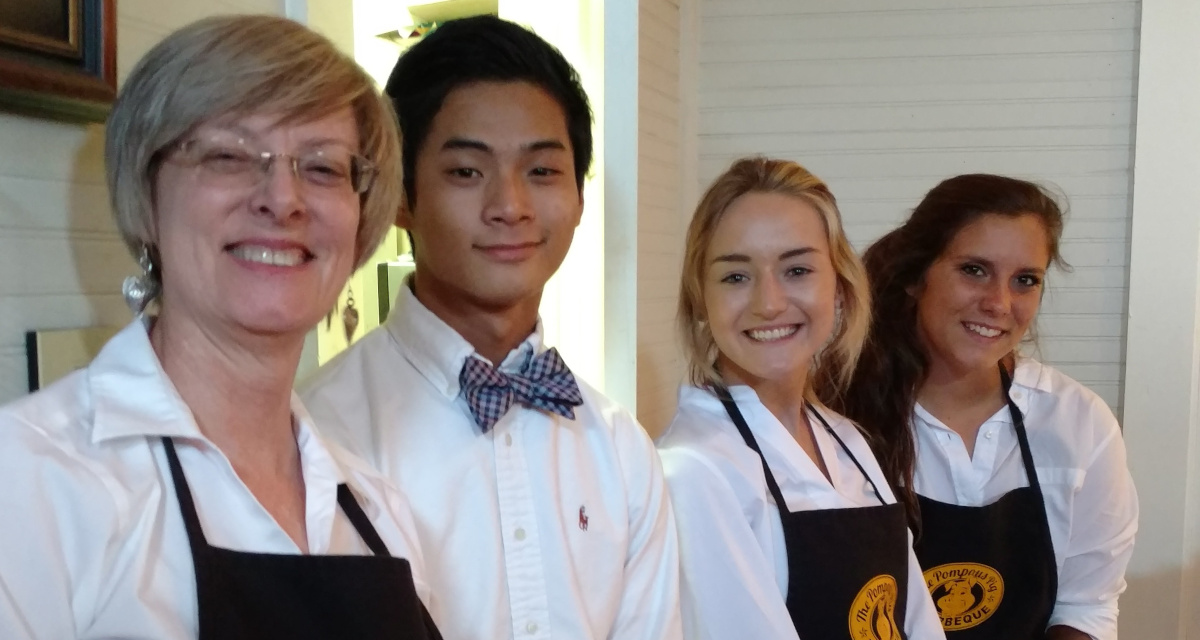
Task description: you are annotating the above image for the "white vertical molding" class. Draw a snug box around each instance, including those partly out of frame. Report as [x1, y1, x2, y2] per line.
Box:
[678, 0, 700, 215]
[603, 0, 639, 411]
[1120, 0, 1200, 637]
[283, 0, 307, 22]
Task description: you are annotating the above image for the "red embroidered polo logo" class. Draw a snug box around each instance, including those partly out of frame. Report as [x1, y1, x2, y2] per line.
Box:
[578, 506, 589, 531]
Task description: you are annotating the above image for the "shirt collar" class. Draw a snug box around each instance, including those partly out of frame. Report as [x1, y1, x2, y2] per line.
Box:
[88, 319, 348, 487]
[385, 280, 546, 400]
[914, 356, 1052, 430]
[293, 400, 348, 486]
[89, 319, 204, 444]
[1012, 356, 1053, 394]
[676, 383, 842, 489]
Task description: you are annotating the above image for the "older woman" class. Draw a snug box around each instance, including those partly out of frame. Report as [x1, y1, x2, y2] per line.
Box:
[657, 157, 944, 640]
[0, 15, 440, 640]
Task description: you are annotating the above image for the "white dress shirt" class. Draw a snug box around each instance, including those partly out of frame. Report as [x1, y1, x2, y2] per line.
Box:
[657, 384, 946, 640]
[299, 285, 682, 640]
[913, 358, 1138, 640]
[0, 319, 431, 640]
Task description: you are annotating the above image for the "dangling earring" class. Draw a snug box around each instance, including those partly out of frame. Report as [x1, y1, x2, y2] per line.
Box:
[122, 244, 160, 316]
[342, 286, 359, 342]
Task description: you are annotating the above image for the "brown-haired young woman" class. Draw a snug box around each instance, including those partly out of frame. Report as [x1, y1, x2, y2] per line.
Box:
[834, 174, 1138, 640]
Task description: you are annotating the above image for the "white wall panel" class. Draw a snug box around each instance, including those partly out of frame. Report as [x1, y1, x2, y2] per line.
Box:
[1120, 0, 1200, 634]
[698, 0, 1139, 416]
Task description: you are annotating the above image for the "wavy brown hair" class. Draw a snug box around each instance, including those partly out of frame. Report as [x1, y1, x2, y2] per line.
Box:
[830, 174, 1067, 530]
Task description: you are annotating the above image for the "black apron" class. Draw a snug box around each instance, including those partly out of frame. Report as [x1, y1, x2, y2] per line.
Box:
[718, 391, 911, 640]
[913, 365, 1057, 639]
[162, 437, 443, 640]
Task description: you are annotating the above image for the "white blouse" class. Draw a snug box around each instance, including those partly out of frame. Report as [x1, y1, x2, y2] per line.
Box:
[657, 384, 946, 640]
[913, 358, 1138, 640]
[0, 320, 431, 640]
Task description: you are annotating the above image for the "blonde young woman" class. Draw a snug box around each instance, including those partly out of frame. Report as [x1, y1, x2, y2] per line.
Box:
[657, 157, 944, 640]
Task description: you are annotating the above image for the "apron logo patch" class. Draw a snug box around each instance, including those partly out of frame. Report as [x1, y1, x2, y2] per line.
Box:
[923, 562, 1005, 631]
[848, 574, 902, 640]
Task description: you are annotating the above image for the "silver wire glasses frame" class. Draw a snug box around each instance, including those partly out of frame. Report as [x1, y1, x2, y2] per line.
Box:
[170, 136, 378, 194]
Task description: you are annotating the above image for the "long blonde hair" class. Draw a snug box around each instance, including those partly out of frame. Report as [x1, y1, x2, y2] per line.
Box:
[678, 157, 871, 403]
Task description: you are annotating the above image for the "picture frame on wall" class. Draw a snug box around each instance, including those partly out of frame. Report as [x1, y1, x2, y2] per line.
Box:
[25, 326, 119, 392]
[0, 0, 116, 123]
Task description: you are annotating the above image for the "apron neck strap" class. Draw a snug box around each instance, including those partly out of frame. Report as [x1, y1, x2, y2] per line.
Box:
[162, 437, 212, 556]
[336, 485, 392, 557]
[716, 386, 793, 515]
[810, 407, 889, 506]
[715, 386, 889, 513]
[162, 438, 393, 558]
[999, 362, 1042, 495]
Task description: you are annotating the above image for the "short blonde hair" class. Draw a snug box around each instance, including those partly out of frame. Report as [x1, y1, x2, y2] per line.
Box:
[678, 157, 871, 402]
[105, 14, 401, 272]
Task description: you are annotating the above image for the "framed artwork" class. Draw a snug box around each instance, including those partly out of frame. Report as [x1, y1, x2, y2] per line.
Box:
[26, 326, 119, 392]
[0, 0, 116, 122]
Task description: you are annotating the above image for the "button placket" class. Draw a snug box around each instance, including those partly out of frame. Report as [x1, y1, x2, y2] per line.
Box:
[968, 422, 1002, 505]
[940, 430, 975, 504]
[492, 417, 552, 640]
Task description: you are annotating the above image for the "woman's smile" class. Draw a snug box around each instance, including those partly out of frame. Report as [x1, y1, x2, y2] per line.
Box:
[744, 324, 802, 343]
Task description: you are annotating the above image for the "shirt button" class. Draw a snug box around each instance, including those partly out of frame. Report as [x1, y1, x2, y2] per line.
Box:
[526, 622, 538, 634]
[505, 433, 513, 446]
[1013, 390, 1023, 400]
[985, 431, 993, 439]
[515, 527, 526, 541]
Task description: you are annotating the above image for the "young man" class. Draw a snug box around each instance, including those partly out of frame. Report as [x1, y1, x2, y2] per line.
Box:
[300, 16, 682, 640]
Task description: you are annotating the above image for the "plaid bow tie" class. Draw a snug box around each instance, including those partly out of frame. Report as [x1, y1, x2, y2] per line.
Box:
[459, 347, 584, 432]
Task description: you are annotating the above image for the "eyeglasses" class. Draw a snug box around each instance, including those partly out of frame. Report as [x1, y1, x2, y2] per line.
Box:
[169, 134, 378, 194]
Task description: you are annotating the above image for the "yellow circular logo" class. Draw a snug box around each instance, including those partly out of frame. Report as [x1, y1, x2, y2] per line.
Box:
[849, 574, 902, 640]
[923, 563, 1005, 631]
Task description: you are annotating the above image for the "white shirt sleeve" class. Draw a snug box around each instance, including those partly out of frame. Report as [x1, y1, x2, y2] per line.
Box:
[904, 533, 948, 640]
[0, 416, 119, 639]
[608, 413, 684, 640]
[1046, 404, 1138, 640]
[661, 447, 801, 640]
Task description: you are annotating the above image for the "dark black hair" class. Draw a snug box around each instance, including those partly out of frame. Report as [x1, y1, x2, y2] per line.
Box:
[385, 15, 594, 209]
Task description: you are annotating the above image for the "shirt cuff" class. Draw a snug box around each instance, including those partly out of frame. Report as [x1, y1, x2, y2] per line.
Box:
[1048, 601, 1117, 640]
